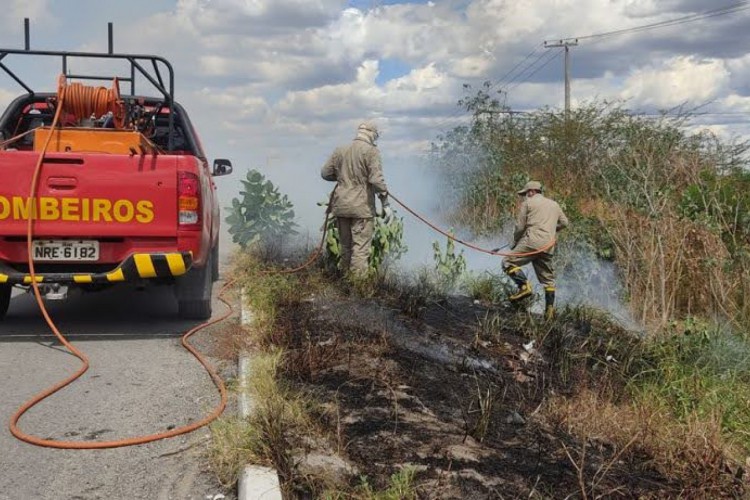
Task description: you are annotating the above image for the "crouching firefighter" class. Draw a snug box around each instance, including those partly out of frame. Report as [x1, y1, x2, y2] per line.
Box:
[498, 181, 568, 320]
[321, 121, 392, 277]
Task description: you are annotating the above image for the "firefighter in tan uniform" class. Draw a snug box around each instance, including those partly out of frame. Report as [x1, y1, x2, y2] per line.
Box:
[321, 122, 392, 276]
[500, 181, 568, 319]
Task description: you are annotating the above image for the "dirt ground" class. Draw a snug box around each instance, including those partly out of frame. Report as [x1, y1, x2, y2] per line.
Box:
[272, 287, 681, 499]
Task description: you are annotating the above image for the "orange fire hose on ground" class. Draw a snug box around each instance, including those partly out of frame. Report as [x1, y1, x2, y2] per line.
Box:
[9, 80, 231, 449]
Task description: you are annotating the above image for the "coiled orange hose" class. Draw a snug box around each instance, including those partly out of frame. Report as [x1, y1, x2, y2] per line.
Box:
[57, 74, 125, 128]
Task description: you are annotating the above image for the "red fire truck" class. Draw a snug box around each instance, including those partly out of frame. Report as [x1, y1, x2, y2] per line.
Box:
[0, 26, 232, 320]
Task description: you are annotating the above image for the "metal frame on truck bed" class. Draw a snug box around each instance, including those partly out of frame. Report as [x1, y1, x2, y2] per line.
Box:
[0, 19, 178, 150]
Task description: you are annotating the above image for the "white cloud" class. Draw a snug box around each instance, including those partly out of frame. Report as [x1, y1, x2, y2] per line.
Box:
[620, 56, 730, 108]
[176, 0, 345, 33]
[385, 63, 444, 92]
[720, 94, 750, 112]
[7, 0, 49, 25]
[0, 88, 17, 111]
[0, 0, 53, 42]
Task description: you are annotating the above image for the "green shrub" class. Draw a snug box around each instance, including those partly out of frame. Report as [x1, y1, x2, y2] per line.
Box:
[323, 211, 407, 276]
[226, 169, 298, 249]
[432, 233, 466, 290]
[634, 320, 750, 453]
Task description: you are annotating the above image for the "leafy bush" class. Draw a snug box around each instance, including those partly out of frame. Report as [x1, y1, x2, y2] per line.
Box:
[323, 211, 407, 276]
[226, 169, 298, 249]
[432, 233, 466, 290]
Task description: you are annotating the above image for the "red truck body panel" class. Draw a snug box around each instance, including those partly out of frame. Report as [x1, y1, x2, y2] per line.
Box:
[0, 149, 214, 269]
[0, 152, 179, 239]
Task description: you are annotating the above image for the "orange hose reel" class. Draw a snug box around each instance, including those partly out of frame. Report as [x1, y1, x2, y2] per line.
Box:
[56, 74, 125, 128]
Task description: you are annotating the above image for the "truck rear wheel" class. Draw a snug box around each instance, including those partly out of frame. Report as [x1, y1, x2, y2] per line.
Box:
[212, 243, 219, 282]
[0, 284, 11, 321]
[176, 252, 213, 320]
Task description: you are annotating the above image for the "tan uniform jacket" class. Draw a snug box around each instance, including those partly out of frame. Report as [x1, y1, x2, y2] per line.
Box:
[321, 138, 388, 219]
[513, 194, 568, 254]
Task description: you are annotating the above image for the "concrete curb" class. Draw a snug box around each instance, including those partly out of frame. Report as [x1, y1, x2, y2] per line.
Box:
[238, 288, 282, 500]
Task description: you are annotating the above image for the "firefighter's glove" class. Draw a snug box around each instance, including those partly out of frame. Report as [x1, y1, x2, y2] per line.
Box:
[380, 199, 394, 224]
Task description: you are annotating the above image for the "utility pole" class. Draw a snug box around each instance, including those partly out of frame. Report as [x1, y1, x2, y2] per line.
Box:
[543, 39, 578, 118]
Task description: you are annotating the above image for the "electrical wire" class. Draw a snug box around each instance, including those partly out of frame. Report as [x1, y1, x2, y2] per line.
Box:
[506, 49, 563, 93]
[557, 1, 750, 43]
[427, 46, 549, 133]
[487, 45, 544, 94]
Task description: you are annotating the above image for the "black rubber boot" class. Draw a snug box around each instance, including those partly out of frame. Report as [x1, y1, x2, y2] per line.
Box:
[544, 286, 555, 320]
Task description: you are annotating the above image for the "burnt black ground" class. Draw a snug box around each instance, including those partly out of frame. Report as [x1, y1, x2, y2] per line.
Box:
[274, 288, 679, 499]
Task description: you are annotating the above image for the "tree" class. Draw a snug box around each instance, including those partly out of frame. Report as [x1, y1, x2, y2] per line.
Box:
[225, 169, 298, 249]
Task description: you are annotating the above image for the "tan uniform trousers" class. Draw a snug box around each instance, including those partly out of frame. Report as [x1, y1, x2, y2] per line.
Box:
[337, 217, 374, 275]
[502, 244, 556, 288]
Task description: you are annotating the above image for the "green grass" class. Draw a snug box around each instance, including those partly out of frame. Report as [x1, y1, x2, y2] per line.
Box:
[632, 320, 750, 455]
[208, 416, 265, 487]
[322, 466, 419, 500]
[463, 270, 513, 305]
[210, 252, 321, 491]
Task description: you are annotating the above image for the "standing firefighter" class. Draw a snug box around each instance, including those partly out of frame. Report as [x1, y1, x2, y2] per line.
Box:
[500, 181, 568, 319]
[321, 122, 392, 276]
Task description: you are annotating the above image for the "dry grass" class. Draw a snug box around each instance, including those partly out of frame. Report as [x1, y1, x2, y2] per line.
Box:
[213, 250, 423, 496]
[460, 375, 501, 443]
[436, 101, 750, 331]
[543, 389, 745, 497]
[605, 205, 732, 329]
[208, 416, 266, 487]
[209, 348, 320, 492]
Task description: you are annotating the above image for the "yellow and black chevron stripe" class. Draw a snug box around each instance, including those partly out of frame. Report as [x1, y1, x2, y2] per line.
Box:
[0, 252, 193, 286]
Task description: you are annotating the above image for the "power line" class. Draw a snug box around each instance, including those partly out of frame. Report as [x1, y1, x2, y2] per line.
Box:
[427, 46, 550, 132]
[487, 45, 543, 93]
[635, 110, 750, 117]
[506, 49, 563, 92]
[427, 49, 563, 134]
[560, 1, 750, 43]
[498, 50, 550, 91]
[419, 1, 750, 139]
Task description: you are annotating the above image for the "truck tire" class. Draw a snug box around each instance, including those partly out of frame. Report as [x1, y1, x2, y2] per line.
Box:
[0, 284, 10, 321]
[211, 243, 219, 282]
[176, 252, 213, 320]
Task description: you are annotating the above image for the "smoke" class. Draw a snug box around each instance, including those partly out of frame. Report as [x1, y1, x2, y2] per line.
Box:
[217, 144, 639, 330]
[379, 152, 640, 330]
[553, 241, 640, 331]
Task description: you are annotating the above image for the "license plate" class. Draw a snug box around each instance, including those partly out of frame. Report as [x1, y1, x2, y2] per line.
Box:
[32, 240, 100, 262]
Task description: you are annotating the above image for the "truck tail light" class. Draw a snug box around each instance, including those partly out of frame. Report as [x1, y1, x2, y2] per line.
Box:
[178, 171, 201, 229]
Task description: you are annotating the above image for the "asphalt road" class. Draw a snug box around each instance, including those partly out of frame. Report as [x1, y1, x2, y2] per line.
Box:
[0, 280, 235, 500]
